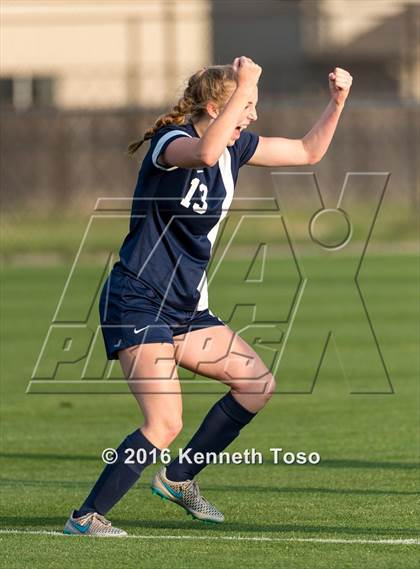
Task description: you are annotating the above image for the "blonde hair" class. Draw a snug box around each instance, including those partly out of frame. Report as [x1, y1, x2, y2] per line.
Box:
[127, 64, 237, 155]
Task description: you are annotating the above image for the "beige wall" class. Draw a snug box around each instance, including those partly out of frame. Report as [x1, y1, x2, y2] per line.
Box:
[302, 0, 418, 51]
[300, 0, 419, 100]
[1, 1, 418, 108]
[0, 0, 211, 109]
[321, 0, 414, 48]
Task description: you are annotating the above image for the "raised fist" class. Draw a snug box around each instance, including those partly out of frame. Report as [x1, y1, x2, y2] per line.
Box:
[329, 67, 353, 105]
[232, 56, 262, 90]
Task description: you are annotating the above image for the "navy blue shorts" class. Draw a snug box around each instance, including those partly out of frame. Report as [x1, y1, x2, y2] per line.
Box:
[99, 268, 225, 360]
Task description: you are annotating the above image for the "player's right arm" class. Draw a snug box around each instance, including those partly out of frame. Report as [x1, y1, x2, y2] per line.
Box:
[160, 57, 261, 169]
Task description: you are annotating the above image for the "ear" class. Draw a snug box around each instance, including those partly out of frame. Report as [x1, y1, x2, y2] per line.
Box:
[205, 100, 220, 119]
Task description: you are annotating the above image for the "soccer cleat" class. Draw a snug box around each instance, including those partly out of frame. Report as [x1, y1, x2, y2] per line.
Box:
[63, 511, 127, 537]
[151, 467, 224, 523]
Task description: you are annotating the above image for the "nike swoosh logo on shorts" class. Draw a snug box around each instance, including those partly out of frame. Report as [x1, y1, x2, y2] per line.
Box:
[134, 326, 148, 335]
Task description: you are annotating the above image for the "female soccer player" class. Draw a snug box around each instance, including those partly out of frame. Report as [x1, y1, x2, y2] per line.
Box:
[64, 57, 352, 536]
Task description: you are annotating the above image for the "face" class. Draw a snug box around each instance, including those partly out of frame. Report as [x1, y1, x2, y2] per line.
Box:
[226, 85, 259, 146]
[204, 85, 259, 146]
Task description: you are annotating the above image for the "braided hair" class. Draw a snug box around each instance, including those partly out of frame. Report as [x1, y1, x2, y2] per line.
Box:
[127, 64, 237, 155]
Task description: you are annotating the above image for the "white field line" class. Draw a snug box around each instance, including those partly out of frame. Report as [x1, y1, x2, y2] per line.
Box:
[0, 529, 418, 545]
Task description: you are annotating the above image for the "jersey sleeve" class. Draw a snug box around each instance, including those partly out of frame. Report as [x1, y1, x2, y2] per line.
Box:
[236, 130, 260, 167]
[150, 125, 192, 171]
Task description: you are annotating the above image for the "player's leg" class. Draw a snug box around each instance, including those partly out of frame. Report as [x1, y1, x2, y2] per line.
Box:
[151, 323, 275, 523]
[161, 324, 275, 483]
[64, 341, 182, 536]
[122, 341, 183, 450]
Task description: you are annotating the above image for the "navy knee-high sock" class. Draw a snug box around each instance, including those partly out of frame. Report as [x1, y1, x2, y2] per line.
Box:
[75, 428, 160, 517]
[166, 392, 256, 482]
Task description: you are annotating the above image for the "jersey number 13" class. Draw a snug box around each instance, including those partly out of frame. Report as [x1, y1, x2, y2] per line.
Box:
[180, 177, 208, 215]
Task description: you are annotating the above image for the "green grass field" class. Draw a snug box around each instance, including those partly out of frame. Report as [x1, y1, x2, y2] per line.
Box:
[0, 252, 418, 568]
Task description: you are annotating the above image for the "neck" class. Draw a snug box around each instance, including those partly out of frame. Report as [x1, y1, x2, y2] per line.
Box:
[191, 116, 212, 138]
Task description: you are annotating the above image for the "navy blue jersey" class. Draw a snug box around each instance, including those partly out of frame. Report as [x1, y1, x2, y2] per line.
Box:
[115, 122, 259, 310]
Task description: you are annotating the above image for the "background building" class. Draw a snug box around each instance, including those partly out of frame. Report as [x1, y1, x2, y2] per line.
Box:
[0, 0, 211, 110]
[1, 0, 418, 111]
[213, 0, 419, 102]
[0, 0, 418, 213]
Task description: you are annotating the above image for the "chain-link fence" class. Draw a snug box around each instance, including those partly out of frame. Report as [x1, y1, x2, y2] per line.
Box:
[1, 100, 418, 212]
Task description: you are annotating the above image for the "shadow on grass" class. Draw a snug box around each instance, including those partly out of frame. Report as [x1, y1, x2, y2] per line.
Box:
[0, 478, 418, 497]
[199, 485, 419, 497]
[0, 452, 97, 462]
[0, 516, 419, 537]
[266, 459, 420, 470]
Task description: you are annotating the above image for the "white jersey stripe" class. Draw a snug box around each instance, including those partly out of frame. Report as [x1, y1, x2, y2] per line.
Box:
[196, 148, 235, 311]
[152, 130, 192, 171]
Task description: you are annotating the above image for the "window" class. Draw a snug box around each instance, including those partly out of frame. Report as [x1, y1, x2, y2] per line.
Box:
[0, 78, 13, 106]
[0, 76, 55, 110]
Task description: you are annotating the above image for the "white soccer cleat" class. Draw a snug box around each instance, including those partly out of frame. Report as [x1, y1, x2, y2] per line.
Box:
[63, 511, 128, 537]
[151, 467, 224, 523]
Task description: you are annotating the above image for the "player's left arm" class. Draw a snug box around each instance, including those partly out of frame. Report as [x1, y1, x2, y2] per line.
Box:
[247, 67, 353, 167]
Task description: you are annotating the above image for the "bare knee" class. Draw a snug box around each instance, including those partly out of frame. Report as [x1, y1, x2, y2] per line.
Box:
[254, 372, 276, 406]
[142, 417, 183, 449]
[232, 372, 276, 413]
[264, 373, 277, 400]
